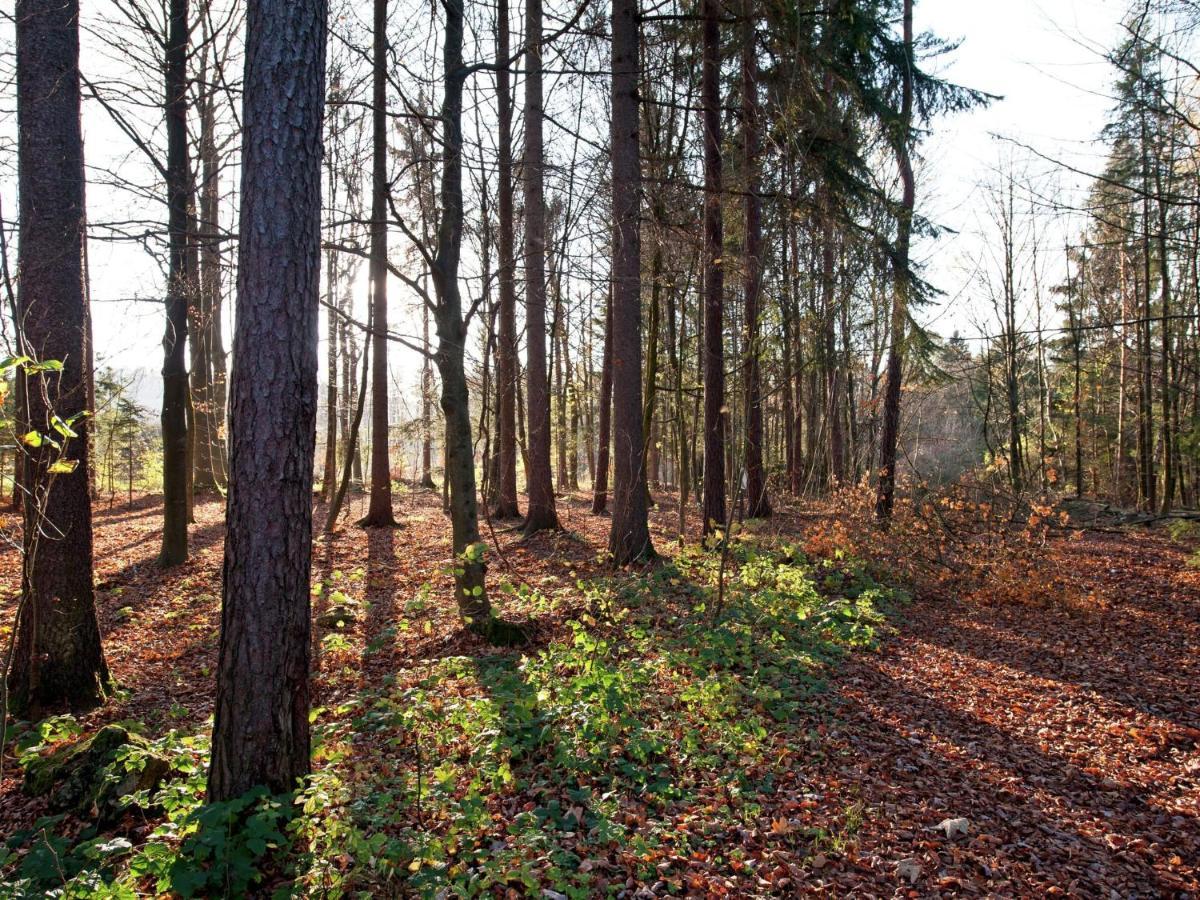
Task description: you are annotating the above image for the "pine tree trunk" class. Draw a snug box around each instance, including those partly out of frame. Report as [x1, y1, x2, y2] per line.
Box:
[700, 0, 726, 539]
[8, 0, 110, 718]
[208, 0, 326, 801]
[608, 0, 653, 564]
[741, 8, 769, 518]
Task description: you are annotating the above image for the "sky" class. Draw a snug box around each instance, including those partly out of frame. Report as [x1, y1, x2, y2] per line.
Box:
[2, 0, 1132, 405]
[913, 0, 1124, 341]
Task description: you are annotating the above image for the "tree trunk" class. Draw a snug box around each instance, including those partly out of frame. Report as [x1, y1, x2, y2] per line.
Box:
[700, 0, 726, 539]
[608, 0, 653, 564]
[592, 295, 613, 513]
[429, 0, 516, 641]
[421, 301, 436, 489]
[159, 0, 191, 566]
[361, 0, 397, 527]
[874, 0, 913, 524]
[8, 0, 110, 717]
[521, 0, 559, 534]
[198, 0, 228, 489]
[320, 93, 341, 502]
[741, 7, 769, 518]
[492, 0, 520, 519]
[1156, 152, 1174, 512]
[207, 0, 326, 801]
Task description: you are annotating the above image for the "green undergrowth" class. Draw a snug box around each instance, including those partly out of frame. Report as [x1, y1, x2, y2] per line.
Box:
[0, 537, 907, 898]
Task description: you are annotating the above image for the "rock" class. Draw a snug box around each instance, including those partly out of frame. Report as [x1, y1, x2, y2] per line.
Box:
[896, 858, 922, 884]
[23, 724, 171, 826]
[933, 817, 970, 838]
[316, 604, 358, 628]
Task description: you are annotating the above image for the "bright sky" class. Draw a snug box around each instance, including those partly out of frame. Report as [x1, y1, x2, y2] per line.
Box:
[3, 0, 1131, 403]
[914, 0, 1123, 341]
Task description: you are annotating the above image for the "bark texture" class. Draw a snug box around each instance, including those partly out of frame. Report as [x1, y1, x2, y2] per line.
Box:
[741, 9, 769, 518]
[208, 0, 326, 800]
[608, 0, 653, 564]
[9, 0, 110, 717]
[701, 0, 726, 538]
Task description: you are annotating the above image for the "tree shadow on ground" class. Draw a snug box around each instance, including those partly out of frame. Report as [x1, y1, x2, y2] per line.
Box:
[470, 653, 591, 827]
[95, 519, 228, 591]
[826, 650, 1199, 894]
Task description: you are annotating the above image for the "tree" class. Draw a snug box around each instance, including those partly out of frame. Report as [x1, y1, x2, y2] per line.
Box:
[591, 296, 613, 514]
[191, 0, 231, 495]
[429, 0, 515, 641]
[8, 0, 110, 717]
[875, 0, 914, 524]
[741, 4, 769, 519]
[208, 0, 327, 800]
[521, 0, 560, 535]
[608, 0, 654, 564]
[492, 0, 521, 519]
[360, 0, 399, 528]
[700, 0, 726, 539]
[159, 0, 192, 566]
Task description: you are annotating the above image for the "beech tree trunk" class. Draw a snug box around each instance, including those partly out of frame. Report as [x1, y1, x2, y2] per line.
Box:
[522, 0, 560, 535]
[208, 0, 326, 801]
[8, 0, 110, 717]
[430, 0, 496, 629]
[361, 0, 397, 527]
[608, 0, 653, 564]
[159, 0, 191, 566]
[701, 0, 726, 539]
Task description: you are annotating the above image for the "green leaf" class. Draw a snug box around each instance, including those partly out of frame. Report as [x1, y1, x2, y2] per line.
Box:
[48, 458, 79, 474]
[51, 415, 79, 439]
[20, 430, 42, 448]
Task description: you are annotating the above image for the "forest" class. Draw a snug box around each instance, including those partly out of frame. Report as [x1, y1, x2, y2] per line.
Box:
[0, 0, 1198, 895]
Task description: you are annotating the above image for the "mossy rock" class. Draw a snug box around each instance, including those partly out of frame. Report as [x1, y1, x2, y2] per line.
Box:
[316, 604, 358, 628]
[23, 724, 171, 825]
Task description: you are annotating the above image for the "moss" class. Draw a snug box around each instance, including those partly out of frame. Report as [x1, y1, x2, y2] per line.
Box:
[23, 724, 171, 825]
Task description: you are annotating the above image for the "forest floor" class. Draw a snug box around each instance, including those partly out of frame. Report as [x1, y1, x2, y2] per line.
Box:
[1, 487, 1198, 898]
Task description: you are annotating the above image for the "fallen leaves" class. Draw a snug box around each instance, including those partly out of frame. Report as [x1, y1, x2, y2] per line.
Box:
[2, 494, 1198, 896]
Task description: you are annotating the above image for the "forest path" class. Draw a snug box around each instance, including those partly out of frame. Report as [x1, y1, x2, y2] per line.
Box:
[804, 529, 1200, 896]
